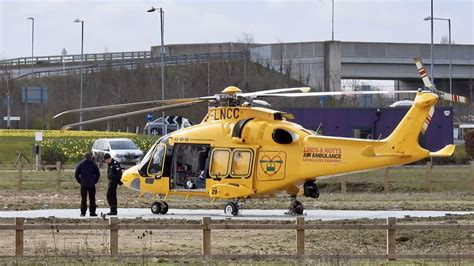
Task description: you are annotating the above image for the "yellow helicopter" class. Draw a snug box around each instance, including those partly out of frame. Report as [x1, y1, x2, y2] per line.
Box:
[55, 58, 466, 215]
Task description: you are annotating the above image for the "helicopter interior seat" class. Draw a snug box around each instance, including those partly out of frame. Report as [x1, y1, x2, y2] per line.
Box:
[173, 145, 191, 189]
[193, 149, 209, 189]
[173, 144, 210, 190]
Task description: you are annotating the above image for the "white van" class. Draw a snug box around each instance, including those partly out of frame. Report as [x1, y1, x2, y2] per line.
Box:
[91, 138, 143, 164]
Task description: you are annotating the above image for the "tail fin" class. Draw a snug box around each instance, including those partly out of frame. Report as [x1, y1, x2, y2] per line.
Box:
[430, 144, 455, 157]
[385, 91, 438, 154]
[421, 106, 435, 134]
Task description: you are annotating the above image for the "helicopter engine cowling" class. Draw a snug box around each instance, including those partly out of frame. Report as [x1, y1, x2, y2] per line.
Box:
[303, 181, 320, 199]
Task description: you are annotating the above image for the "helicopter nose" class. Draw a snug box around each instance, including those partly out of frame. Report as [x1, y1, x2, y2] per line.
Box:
[121, 168, 141, 191]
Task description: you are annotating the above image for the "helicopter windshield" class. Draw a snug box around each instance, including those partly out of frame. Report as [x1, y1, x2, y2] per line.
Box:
[138, 135, 170, 177]
[149, 144, 165, 174]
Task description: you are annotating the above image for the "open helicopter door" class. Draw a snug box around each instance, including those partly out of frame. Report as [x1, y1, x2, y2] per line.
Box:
[170, 143, 211, 191]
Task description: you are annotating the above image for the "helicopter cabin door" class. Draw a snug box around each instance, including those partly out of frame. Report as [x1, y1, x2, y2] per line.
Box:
[170, 143, 210, 191]
[208, 148, 255, 189]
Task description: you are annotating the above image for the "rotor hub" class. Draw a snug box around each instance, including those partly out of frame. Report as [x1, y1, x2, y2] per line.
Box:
[221, 86, 242, 95]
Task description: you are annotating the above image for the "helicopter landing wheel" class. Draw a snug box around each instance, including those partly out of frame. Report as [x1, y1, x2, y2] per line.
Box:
[159, 201, 169, 214]
[151, 201, 161, 214]
[151, 201, 169, 215]
[224, 201, 239, 216]
[289, 199, 304, 215]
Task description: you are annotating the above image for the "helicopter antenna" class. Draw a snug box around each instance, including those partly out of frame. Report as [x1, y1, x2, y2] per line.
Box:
[315, 122, 323, 134]
[377, 133, 382, 140]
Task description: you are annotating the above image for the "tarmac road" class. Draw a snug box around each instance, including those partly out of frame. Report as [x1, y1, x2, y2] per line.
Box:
[0, 208, 472, 220]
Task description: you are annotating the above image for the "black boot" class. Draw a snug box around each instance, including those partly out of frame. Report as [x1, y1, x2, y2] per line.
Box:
[106, 207, 117, 215]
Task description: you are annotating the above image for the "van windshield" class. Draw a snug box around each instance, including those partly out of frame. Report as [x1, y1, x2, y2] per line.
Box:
[109, 140, 137, 150]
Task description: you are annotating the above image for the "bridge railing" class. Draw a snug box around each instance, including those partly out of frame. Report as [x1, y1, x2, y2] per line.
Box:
[8, 52, 247, 79]
[0, 51, 152, 67]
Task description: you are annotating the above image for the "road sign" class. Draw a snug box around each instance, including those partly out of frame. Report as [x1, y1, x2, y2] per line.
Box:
[35, 132, 43, 142]
[319, 96, 327, 107]
[3, 116, 20, 121]
[147, 113, 153, 122]
[164, 116, 183, 125]
[22, 87, 48, 103]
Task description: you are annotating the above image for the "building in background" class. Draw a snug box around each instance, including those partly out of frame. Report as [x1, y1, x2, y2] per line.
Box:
[287, 106, 453, 151]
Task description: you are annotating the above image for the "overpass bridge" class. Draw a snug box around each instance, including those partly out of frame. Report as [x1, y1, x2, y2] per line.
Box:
[250, 41, 474, 97]
[2, 41, 473, 98]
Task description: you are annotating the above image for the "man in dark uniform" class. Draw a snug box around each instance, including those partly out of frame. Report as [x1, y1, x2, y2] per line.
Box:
[103, 153, 122, 215]
[75, 152, 100, 217]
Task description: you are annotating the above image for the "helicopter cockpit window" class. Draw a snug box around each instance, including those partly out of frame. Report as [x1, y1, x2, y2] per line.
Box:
[209, 149, 231, 178]
[230, 149, 253, 178]
[138, 135, 171, 177]
[148, 144, 166, 176]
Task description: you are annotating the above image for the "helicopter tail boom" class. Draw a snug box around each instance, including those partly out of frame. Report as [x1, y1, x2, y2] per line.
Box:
[298, 91, 445, 180]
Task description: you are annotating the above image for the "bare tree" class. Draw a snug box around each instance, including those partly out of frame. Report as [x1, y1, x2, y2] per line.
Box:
[1, 65, 14, 129]
[328, 69, 341, 92]
[235, 32, 255, 53]
[236, 32, 256, 80]
[440, 35, 449, 45]
[276, 39, 285, 74]
[440, 34, 456, 45]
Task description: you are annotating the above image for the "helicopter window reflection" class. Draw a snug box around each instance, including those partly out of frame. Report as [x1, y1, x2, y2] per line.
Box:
[149, 144, 166, 175]
[231, 150, 253, 177]
[210, 149, 231, 178]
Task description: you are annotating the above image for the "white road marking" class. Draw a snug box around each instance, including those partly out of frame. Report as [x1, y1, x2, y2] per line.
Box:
[0, 208, 472, 220]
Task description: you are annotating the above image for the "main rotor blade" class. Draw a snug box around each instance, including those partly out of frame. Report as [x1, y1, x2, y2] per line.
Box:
[53, 97, 202, 119]
[258, 90, 421, 97]
[60, 100, 204, 131]
[240, 87, 311, 97]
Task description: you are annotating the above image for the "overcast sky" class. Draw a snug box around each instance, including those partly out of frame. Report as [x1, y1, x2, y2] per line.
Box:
[0, 0, 473, 59]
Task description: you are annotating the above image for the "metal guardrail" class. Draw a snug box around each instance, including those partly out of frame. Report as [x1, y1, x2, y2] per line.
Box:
[0, 51, 151, 67]
[2, 52, 247, 79]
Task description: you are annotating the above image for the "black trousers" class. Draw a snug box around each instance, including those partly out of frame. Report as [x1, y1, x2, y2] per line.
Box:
[107, 181, 118, 210]
[80, 186, 96, 214]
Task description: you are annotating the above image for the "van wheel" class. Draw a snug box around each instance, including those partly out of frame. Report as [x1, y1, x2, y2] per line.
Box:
[150, 128, 161, 135]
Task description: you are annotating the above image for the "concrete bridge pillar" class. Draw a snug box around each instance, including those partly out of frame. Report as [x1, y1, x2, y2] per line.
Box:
[325, 41, 341, 92]
[250, 41, 343, 92]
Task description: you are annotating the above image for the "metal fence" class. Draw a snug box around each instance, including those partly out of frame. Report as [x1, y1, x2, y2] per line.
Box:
[1, 52, 247, 80]
[0, 51, 151, 67]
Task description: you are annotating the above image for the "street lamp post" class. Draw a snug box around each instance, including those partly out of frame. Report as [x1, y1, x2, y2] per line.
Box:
[147, 6, 167, 135]
[26, 17, 34, 129]
[331, 0, 334, 41]
[74, 19, 84, 130]
[424, 16, 452, 97]
[430, 0, 434, 84]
